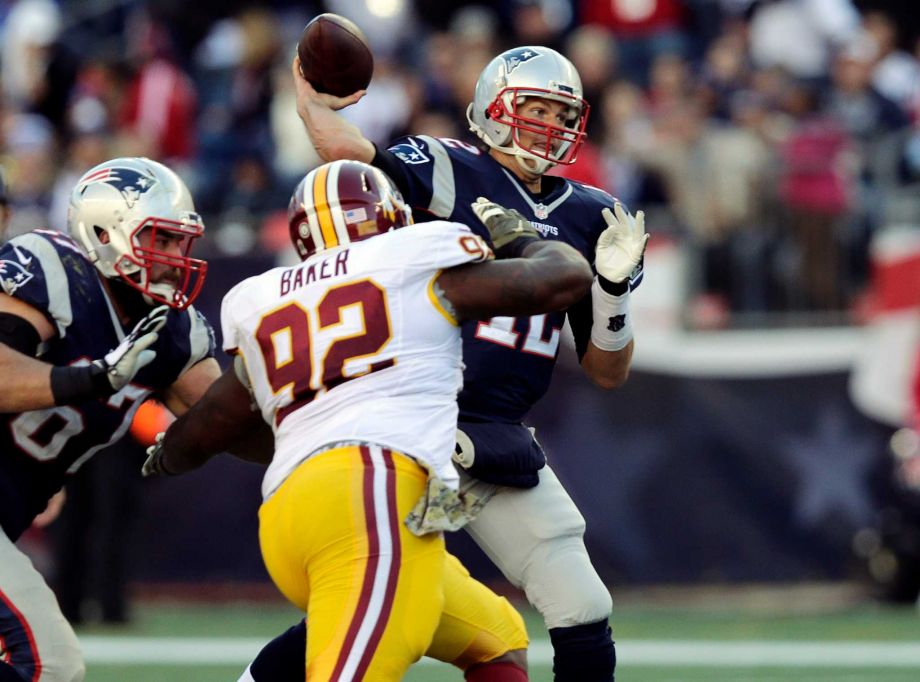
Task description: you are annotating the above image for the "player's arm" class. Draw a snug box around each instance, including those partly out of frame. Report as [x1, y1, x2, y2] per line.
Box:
[146, 362, 271, 476]
[0, 293, 167, 410]
[159, 357, 222, 416]
[291, 55, 374, 164]
[0, 292, 57, 410]
[157, 357, 273, 470]
[580, 203, 648, 390]
[437, 199, 593, 319]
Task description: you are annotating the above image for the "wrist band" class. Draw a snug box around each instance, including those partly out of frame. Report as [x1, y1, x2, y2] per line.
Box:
[590, 277, 633, 352]
[50, 363, 113, 405]
[596, 273, 629, 296]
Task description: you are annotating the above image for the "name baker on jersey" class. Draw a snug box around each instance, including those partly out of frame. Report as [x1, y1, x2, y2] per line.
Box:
[280, 249, 350, 296]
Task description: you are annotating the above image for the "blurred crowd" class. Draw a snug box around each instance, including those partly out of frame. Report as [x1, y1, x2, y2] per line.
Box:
[1, 0, 919, 326]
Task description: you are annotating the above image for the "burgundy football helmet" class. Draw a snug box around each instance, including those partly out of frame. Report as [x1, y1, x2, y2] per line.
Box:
[287, 160, 413, 260]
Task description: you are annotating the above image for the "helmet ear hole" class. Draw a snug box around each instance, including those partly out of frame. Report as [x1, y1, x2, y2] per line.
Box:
[95, 226, 109, 244]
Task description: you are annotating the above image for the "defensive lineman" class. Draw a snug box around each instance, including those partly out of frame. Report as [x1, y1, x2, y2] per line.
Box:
[144, 159, 595, 680]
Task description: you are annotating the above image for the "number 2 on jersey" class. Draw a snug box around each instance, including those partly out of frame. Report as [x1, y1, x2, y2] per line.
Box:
[256, 279, 395, 422]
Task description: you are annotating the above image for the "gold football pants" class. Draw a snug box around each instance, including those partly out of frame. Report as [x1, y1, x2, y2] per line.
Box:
[259, 444, 526, 681]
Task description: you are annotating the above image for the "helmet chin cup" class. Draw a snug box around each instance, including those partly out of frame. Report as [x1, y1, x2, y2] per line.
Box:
[514, 152, 553, 176]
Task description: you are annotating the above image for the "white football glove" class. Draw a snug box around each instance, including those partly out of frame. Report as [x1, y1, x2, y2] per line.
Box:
[142, 432, 169, 477]
[595, 203, 649, 286]
[95, 305, 169, 391]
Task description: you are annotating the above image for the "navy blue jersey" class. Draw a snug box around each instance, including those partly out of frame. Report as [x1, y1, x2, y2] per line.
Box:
[381, 135, 615, 423]
[0, 230, 215, 540]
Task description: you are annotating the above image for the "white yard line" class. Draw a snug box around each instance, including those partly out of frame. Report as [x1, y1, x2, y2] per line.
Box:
[77, 637, 920, 668]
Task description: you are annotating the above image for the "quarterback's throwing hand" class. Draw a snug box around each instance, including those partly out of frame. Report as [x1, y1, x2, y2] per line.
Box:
[95, 305, 169, 392]
[471, 197, 540, 258]
[596, 203, 648, 287]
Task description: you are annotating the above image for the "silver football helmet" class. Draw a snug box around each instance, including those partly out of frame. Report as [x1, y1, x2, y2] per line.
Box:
[467, 46, 590, 175]
[68, 157, 207, 309]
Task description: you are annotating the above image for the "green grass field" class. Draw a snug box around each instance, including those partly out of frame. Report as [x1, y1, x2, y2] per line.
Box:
[72, 589, 920, 681]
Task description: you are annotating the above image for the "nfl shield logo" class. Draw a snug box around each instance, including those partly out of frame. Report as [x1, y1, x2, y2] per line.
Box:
[534, 203, 548, 220]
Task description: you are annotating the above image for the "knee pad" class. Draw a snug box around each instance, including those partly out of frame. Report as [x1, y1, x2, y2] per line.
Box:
[549, 619, 616, 682]
[246, 620, 306, 681]
[521, 534, 612, 628]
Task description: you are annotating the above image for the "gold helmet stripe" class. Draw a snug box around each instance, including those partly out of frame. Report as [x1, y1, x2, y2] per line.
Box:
[303, 167, 325, 253]
[312, 162, 338, 249]
[327, 161, 352, 247]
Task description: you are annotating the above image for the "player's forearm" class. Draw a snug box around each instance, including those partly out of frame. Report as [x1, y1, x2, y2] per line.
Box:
[445, 241, 592, 319]
[159, 370, 267, 474]
[159, 402, 235, 474]
[514, 240, 594, 311]
[226, 423, 275, 465]
[0, 344, 56, 411]
[299, 100, 374, 163]
[581, 339, 634, 390]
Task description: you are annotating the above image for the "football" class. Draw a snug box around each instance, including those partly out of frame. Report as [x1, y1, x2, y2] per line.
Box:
[297, 13, 374, 97]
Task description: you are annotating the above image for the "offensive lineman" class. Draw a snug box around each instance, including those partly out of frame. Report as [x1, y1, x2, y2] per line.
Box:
[244, 45, 648, 681]
[0, 158, 220, 682]
[143, 159, 594, 680]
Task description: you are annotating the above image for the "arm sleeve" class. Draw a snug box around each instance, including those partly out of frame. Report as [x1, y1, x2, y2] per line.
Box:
[0, 313, 41, 355]
[566, 291, 594, 361]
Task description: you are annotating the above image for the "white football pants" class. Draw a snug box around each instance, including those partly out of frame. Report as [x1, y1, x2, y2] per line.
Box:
[460, 463, 613, 629]
[0, 527, 84, 681]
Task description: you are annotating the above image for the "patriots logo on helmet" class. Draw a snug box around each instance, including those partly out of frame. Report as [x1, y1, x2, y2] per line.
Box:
[78, 167, 158, 209]
[503, 48, 542, 74]
[0, 259, 34, 294]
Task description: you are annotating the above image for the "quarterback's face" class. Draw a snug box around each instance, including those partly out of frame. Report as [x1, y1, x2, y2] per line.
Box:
[515, 97, 571, 155]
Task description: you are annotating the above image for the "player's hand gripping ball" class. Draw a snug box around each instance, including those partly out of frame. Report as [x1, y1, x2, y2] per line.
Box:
[297, 13, 374, 97]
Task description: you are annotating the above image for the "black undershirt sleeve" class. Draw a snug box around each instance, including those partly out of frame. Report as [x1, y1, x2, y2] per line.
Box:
[567, 294, 594, 361]
[0, 312, 41, 356]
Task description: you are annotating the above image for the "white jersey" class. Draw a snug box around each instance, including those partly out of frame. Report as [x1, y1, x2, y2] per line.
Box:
[221, 221, 491, 499]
